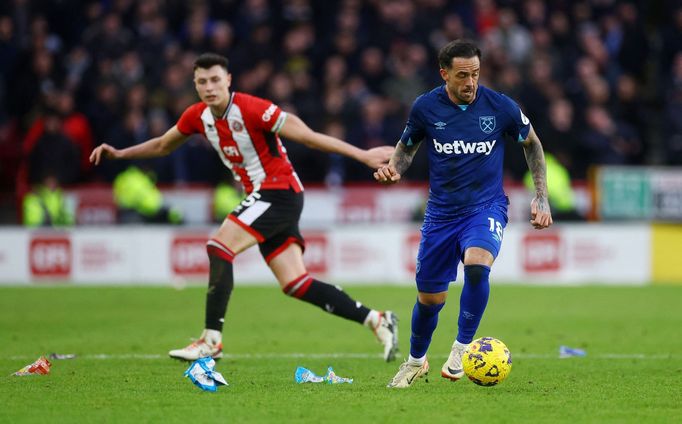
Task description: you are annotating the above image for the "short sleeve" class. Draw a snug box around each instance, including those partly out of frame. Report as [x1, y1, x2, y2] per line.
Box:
[176, 103, 203, 135]
[240, 94, 287, 133]
[399, 97, 426, 146]
[501, 95, 532, 142]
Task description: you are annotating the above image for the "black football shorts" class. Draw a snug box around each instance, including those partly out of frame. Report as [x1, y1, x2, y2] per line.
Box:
[228, 188, 305, 262]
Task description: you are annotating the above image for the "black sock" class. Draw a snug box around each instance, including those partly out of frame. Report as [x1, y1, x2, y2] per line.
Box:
[205, 240, 235, 332]
[283, 274, 371, 324]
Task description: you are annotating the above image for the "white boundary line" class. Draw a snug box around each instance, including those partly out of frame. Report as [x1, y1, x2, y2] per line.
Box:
[8, 353, 680, 361]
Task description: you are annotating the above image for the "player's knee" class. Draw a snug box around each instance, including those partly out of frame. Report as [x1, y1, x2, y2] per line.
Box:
[281, 273, 313, 298]
[206, 238, 235, 263]
[418, 291, 448, 305]
[415, 300, 445, 316]
[463, 247, 494, 266]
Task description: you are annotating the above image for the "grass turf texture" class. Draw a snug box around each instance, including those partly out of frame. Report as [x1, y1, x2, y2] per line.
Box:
[1, 285, 681, 423]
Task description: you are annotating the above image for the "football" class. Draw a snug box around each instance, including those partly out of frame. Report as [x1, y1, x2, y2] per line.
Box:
[462, 337, 512, 386]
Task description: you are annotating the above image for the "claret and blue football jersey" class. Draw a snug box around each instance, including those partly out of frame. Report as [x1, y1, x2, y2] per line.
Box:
[400, 84, 531, 220]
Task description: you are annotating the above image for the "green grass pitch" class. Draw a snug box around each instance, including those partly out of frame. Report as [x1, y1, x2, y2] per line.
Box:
[1, 284, 681, 423]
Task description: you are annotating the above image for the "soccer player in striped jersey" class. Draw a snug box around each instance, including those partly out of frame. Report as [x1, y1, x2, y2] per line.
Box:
[90, 53, 399, 362]
[375, 40, 553, 388]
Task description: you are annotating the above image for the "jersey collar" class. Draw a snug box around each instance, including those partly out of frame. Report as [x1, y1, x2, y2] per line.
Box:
[217, 92, 235, 120]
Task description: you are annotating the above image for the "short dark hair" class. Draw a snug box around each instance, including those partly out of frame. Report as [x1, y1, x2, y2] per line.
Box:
[193, 53, 229, 72]
[438, 39, 481, 69]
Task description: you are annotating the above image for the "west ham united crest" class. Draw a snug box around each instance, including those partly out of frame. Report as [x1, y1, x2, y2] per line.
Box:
[479, 116, 496, 134]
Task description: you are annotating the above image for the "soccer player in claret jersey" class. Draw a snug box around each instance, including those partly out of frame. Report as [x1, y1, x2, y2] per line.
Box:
[375, 40, 553, 388]
[90, 53, 399, 362]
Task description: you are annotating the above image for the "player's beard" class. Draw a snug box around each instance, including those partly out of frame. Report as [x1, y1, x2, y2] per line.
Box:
[459, 86, 476, 104]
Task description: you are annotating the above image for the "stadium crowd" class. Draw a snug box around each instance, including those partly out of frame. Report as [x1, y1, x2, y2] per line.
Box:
[0, 0, 680, 208]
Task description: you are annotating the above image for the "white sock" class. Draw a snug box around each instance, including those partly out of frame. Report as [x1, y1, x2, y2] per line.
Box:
[203, 329, 222, 345]
[363, 310, 381, 328]
[453, 340, 469, 350]
[408, 354, 426, 366]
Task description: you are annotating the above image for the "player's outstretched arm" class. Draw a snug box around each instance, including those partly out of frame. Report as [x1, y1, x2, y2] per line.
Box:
[278, 113, 394, 169]
[374, 140, 421, 185]
[521, 126, 553, 229]
[89, 126, 187, 165]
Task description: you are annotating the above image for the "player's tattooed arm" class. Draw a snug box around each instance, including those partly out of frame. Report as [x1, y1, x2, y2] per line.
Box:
[374, 140, 421, 184]
[522, 126, 553, 229]
[392, 141, 420, 175]
[522, 127, 547, 197]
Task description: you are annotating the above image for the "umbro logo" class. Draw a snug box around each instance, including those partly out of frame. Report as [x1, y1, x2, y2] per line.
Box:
[434, 121, 447, 130]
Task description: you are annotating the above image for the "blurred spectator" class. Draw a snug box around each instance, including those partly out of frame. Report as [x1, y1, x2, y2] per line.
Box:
[113, 165, 183, 224]
[136, 14, 172, 86]
[486, 8, 532, 66]
[664, 95, 682, 165]
[22, 172, 73, 227]
[9, 48, 62, 125]
[429, 13, 474, 52]
[613, 73, 650, 162]
[233, 0, 273, 40]
[359, 46, 388, 94]
[112, 51, 144, 89]
[345, 96, 402, 181]
[321, 119, 347, 187]
[85, 79, 122, 144]
[82, 12, 132, 61]
[616, 2, 649, 81]
[229, 23, 275, 74]
[182, 6, 212, 52]
[541, 98, 580, 178]
[57, 91, 89, 140]
[664, 52, 682, 165]
[212, 178, 244, 223]
[519, 53, 558, 127]
[29, 90, 96, 180]
[209, 20, 234, 55]
[580, 105, 642, 174]
[26, 108, 81, 187]
[63, 46, 91, 94]
[97, 109, 147, 182]
[382, 42, 429, 108]
[659, 6, 682, 78]
[0, 15, 18, 80]
[474, 0, 499, 37]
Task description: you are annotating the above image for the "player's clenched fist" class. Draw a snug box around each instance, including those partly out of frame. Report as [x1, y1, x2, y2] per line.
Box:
[89, 143, 120, 165]
[530, 196, 553, 229]
[374, 165, 401, 184]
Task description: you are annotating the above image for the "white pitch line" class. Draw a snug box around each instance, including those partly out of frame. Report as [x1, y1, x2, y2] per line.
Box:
[8, 353, 680, 361]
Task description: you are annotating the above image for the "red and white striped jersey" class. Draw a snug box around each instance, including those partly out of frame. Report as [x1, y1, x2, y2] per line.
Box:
[176, 92, 303, 194]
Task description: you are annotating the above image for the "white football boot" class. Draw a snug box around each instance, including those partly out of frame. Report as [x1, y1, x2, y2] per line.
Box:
[386, 358, 430, 388]
[373, 311, 399, 362]
[441, 341, 469, 381]
[168, 329, 223, 360]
